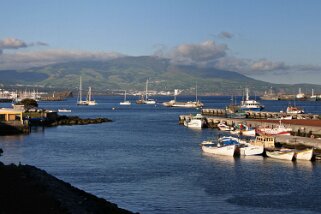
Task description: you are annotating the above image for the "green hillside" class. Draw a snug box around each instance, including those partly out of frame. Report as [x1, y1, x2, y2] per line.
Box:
[1, 56, 321, 95]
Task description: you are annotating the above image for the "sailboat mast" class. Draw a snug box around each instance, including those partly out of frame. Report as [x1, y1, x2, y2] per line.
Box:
[124, 90, 127, 101]
[79, 76, 83, 102]
[195, 82, 198, 102]
[88, 87, 92, 101]
[145, 79, 148, 100]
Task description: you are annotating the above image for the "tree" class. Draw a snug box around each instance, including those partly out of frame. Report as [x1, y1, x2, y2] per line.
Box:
[16, 98, 38, 110]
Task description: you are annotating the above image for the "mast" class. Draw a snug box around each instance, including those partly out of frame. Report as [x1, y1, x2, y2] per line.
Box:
[79, 76, 83, 102]
[245, 88, 249, 101]
[87, 87, 92, 101]
[124, 90, 127, 101]
[195, 82, 198, 102]
[145, 79, 148, 100]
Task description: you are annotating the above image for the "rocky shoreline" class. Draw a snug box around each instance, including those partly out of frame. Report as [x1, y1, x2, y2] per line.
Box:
[0, 162, 135, 214]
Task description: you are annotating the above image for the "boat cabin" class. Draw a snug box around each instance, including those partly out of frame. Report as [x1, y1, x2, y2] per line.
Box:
[252, 136, 275, 149]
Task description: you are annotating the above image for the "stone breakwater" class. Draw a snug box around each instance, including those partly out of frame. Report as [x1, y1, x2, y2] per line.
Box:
[0, 162, 135, 214]
[49, 116, 112, 126]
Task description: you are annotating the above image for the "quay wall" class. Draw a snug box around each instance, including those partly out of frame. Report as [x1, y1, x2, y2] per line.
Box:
[201, 108, 320, 120]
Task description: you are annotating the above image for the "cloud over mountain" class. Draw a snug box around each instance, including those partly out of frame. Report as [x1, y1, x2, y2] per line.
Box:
[0, 49, 123, 69]
[0, 37, 48, 54]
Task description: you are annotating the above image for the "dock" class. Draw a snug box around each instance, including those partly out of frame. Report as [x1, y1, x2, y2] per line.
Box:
[179, 108, 321, 149]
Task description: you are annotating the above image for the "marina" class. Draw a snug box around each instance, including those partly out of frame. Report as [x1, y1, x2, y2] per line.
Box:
[2, 96, 321, 213]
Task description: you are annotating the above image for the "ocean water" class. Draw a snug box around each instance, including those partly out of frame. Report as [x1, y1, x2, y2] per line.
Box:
[1, 96, 321, 214]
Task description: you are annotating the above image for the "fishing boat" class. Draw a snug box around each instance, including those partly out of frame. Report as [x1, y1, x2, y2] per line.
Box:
[184, 114, 206, 129]
[295, 148, 314, 161]
[218, 136, 264, 156]
[257, 120, 292, 136]
[286, 105, 304, 114]
[201, 139, 237, 156]
[266, 150, 295, 161]
[230, 123, 255, 136]
[120, 90, 131, 105]
[239, 88, 264, 111]
[217, 122, 232, 131]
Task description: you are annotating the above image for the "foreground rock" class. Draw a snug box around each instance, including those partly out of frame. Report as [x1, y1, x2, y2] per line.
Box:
[0, 162, 134, 214]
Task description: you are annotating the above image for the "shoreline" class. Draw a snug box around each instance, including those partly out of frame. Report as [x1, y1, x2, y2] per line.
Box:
[0, 161, 136, 214]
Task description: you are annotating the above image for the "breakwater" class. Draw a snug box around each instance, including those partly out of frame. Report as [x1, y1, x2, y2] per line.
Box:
[0, 162, 134, 214]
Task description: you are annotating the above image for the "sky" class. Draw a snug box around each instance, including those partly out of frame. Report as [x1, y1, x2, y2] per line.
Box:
[0, 0, 321, 84]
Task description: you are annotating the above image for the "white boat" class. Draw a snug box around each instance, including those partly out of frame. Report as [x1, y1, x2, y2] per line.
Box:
[201, 143, 237, 156]
[217, 122, 232, 131]
[266, 150, 295, 161]
[86, 87, 97, 106]
[136, 79, 156, 104]
[295, 148, 314, 161]
[230, 123, 255, 136]
[184, 114, 206, 129]
[296, 88, 306, 100]
[120, 90, 131, 105]
[239, 144, 264, 156]
[77, 77, 97, 106]
[58, 109, 71, 113]
[77, 76, 88, 105]
[239, 88, 264, 111]
[163, 84, 203, 108]
[286, 106, 304, 114]
[257, 120, 292, 136]
[242, 129, 256, 137]
[218, 136, 263, 156]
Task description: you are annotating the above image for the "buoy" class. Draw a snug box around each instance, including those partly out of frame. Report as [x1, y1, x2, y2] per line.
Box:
[112, 107, 116, 110]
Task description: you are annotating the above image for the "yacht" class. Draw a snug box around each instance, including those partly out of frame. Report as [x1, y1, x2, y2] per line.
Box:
[239, 88, 264, 111]
[120, 90, 131, 105]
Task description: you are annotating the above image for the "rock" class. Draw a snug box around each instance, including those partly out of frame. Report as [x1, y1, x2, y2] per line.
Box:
[0, 162, 135, 214]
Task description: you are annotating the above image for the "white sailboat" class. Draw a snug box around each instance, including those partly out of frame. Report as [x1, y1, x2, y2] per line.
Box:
[77, 77, 97, 106]
[136, 79, 156, 104]
[77, 76, 88, 105]
[120, 90, 131, 105]
[86, 87, 97, 106]
[163, 83, 203, 108]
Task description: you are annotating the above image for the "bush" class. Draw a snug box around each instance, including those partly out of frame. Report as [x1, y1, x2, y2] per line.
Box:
[16, 98, 38, 109]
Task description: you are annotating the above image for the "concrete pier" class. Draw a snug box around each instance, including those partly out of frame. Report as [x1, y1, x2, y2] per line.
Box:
[201, 108, 320, 120]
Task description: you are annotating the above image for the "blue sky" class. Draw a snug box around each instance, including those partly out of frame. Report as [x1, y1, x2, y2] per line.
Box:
[1, 0, 321, 84]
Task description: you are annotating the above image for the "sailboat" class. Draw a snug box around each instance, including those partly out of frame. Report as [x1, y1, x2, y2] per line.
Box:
[77, 76, 88, 105]
[120, 90, 131, 105]
[136, 79, 156, 104]
[77, 77, 97, 106]
[163, 83, 203, 108]
[86, 86, 97, 106]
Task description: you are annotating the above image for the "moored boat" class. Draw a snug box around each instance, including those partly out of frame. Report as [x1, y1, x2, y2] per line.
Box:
[217, 122, 232, 131]
[295, 148, 314, 161]
[257, 120, 292, 136]
[201, 143, 237, 156]
[58, 109, 72, 113]
[239, 88, 264, 111]
[266, 150, 295, 161]
[184, 114, 206, 129]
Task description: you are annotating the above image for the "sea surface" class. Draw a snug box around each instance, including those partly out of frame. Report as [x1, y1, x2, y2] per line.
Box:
[1, 96, 321, 214]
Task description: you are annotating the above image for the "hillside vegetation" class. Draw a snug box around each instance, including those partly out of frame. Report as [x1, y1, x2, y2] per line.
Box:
[1, 56, 320, 95]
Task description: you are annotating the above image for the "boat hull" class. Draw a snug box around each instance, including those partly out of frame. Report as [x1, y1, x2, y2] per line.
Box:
[295, 149, 314, 161]
[266, 151, 294, 161]
[202, 145, 236, 156]
[239, 145, 264, 156]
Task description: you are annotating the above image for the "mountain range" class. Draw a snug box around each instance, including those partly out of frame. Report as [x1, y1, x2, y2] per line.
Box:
[1, 56, 320, 95]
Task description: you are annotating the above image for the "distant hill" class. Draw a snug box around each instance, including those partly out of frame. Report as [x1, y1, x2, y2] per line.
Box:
[1, 56, 321, 95]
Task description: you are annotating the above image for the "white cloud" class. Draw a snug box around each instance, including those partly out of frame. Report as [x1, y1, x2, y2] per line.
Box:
[169, 40, 228, 65]
[0, 38, 27, 49]
[0, 49, 123, 69]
